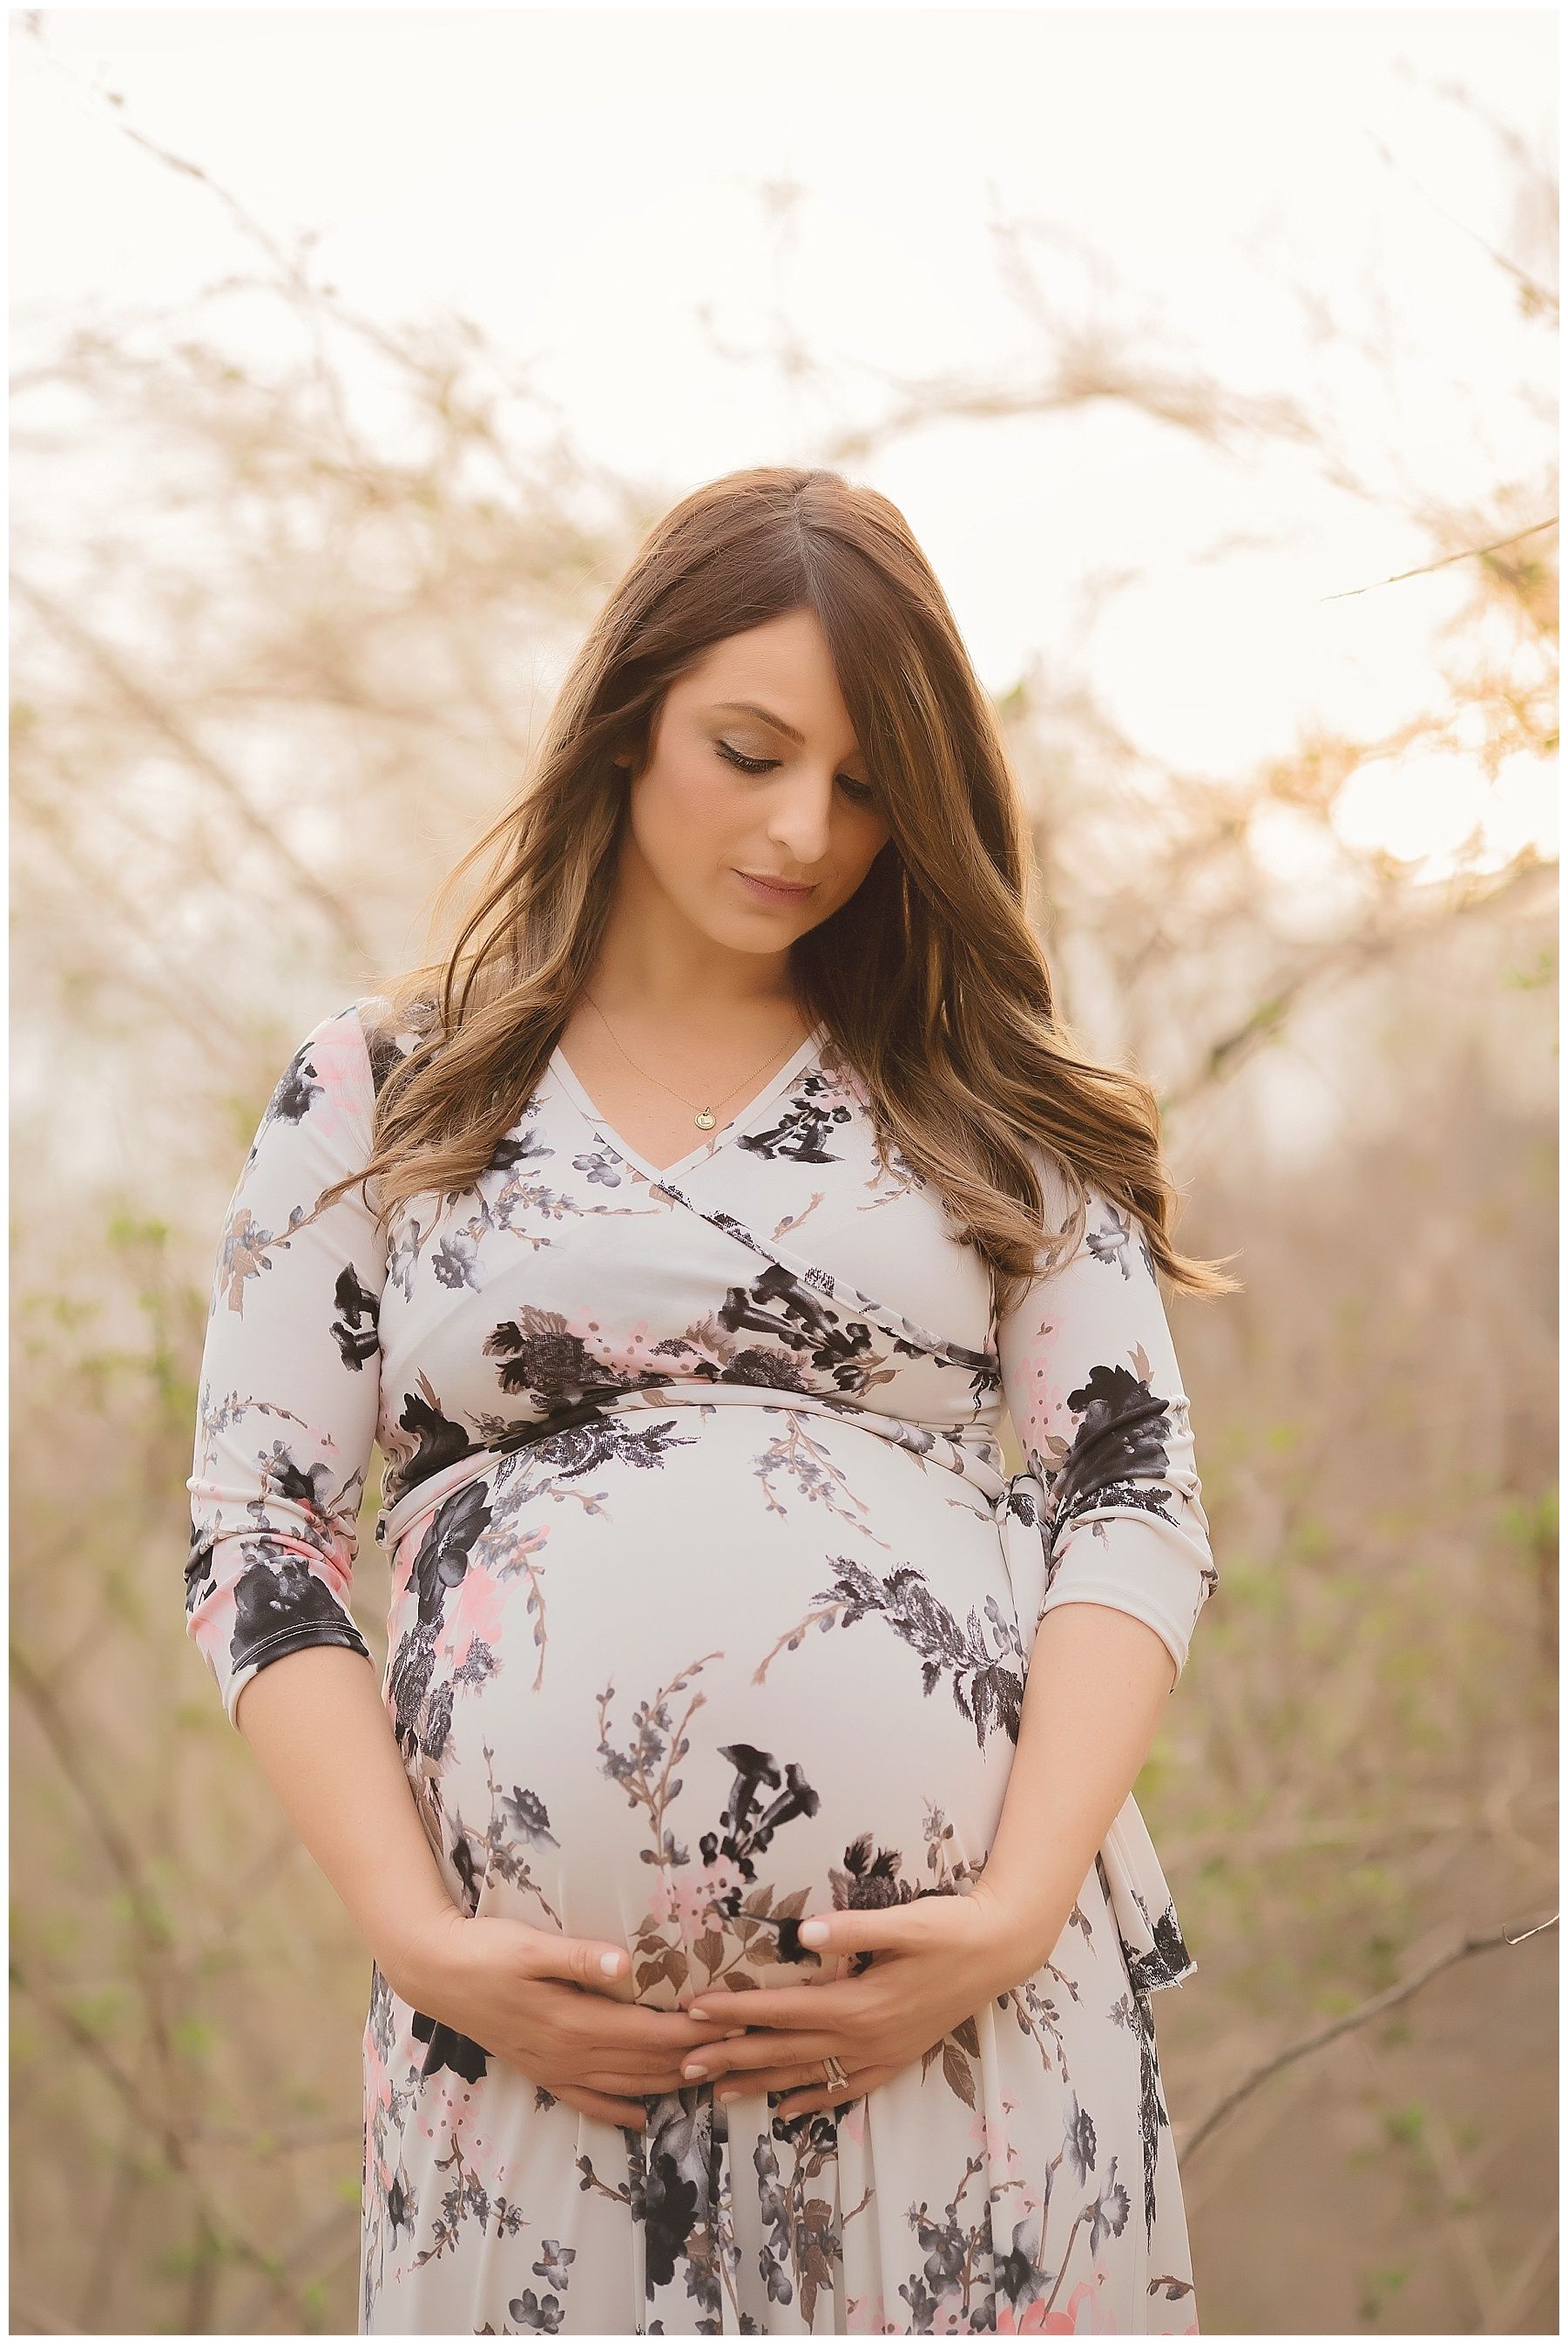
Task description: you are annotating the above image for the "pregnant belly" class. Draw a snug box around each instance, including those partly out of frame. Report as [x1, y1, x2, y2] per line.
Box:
[382, 1404, 1030, 2003]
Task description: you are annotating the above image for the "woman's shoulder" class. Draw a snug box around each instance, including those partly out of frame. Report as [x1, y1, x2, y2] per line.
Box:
[345, 990, 441, 1103]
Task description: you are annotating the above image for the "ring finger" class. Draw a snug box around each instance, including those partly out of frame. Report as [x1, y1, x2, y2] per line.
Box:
[681, 2033, 839, 2087]
[713, 2059, 858, 2109]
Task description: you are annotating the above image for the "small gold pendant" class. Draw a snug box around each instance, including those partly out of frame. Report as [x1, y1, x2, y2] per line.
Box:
[694, 1108, 718, 1130]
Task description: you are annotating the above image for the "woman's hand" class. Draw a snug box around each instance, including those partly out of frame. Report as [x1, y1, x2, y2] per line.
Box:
[672, 1882, 1059, 2121]
[381, 1907, 751, 2133]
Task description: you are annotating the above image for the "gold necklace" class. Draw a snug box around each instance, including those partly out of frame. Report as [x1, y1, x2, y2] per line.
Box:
[583, 993, 808, 1130]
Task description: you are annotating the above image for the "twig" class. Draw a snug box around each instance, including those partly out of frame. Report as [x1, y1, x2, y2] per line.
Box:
[191, 2116, 362, 2153]
[14, 1961, 313, 2326]
[231, 2201, 362, 2334]
[1321, 518, 1558, 600]
[1422, 2098, 1503, 2327]
[13, 575, 375, 959]
[1162, 860, 1557, 1115]
[1488, 2210, 1558, 2334]
[1363, 126, 1559, 327]
[1182, 1910, 1558, 2160]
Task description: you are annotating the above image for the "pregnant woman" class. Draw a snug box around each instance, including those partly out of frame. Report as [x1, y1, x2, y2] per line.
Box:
[184, 465, 1227, 2335]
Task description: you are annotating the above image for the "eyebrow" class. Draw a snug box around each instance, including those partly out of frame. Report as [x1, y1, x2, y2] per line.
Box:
[712, 700, 862, 759]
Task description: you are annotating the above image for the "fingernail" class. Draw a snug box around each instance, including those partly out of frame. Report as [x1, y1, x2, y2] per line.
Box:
[799, 1920, 828, 1945]
[600, 1951, 625, 1976]
[722, 2028, 747, 2040]
[718, 2087, 739, 2104]
[683, 2062, 707, 2080]
[686, 2007, 710, 2022]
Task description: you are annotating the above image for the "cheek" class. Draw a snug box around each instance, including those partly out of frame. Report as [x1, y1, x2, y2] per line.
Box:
[835, 810, 895, 891]
[631, 755, 742, 871]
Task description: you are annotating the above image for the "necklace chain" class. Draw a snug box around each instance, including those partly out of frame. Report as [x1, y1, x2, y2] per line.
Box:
[582, 993, 809, 1131]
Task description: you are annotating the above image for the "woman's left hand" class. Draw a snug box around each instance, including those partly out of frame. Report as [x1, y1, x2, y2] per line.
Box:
[673, 1881, 1060, 2121]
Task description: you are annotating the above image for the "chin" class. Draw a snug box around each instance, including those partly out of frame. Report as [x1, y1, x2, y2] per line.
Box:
[682, 887, 817, 947]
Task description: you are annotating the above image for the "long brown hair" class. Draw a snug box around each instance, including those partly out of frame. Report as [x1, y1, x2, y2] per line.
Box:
[323, 464, 1240, 1318]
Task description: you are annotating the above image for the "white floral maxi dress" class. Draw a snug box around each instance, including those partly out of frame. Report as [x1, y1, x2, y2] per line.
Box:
[184, 998, 1219, 2337]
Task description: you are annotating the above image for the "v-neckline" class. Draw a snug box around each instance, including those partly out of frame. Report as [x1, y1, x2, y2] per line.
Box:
[548, 1021, 830, 1188]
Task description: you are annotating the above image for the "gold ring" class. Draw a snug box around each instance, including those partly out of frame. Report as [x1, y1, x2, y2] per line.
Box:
[821, 2054, 849, 2091]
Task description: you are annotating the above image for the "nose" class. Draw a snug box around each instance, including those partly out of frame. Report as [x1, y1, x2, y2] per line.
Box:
[763, 769, 838, 867]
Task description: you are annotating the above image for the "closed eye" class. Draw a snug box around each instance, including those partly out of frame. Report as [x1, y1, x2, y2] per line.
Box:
[715, 739, 876, 806]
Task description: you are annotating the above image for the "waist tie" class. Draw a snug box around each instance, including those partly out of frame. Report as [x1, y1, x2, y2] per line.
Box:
[373, 1379, 1196, 1997]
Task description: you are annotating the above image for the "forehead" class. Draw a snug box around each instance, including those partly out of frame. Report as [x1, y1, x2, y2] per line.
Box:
[680, 618, 861, 747]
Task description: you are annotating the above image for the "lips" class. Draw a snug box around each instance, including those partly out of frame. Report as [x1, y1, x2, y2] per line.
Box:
[733, 869, 817, 904]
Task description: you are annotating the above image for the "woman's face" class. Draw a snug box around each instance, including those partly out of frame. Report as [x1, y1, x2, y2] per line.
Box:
[615, 606, 894, 955]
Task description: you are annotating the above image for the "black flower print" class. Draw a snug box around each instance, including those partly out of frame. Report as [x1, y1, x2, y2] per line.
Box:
[484, 1311, 600, 1403]
[765, 1555, 1027, 1748]
[700, 1744, 823, 1890]
[1047, 1360, 1181, 1541]
[226, 1550, 371, 1677]
[572, 1145, 624, 1189]
[246, 1035, 326, 1164]
[412, 1479, 492, 1629]
[391, 1376, 480, 1498]
[433, 1230, 483, 1291]
[501, 1783, 558, 1848]
[738, 1069, 854, 1166]
[485, 1123, 554, 1177]
[331, 1261, 382, 1369]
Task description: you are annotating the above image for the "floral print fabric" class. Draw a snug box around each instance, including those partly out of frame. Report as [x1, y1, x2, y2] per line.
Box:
[185, 997, 1217, 2334]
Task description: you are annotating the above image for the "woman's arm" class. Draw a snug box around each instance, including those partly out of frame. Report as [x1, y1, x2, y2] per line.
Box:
[182, 996, 467, 1993]
[233, 1643, 477, 1999]
[184, 999, 390, 1724]
[185, 1000, 747, 2129]
[965, 1153, 1216, 1975]
[963, 1601, 1178, 1982]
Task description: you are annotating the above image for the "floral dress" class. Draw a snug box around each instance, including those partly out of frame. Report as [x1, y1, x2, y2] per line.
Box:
[184, 996, 1218, 2337]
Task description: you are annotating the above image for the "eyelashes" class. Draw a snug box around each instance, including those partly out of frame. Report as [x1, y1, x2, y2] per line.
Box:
[715, 739, 877, 807]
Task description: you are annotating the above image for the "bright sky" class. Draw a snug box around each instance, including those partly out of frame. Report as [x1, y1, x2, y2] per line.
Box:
[11, 6, 1559, 877]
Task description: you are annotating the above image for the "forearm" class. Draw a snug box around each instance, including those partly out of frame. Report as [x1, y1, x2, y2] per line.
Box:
[234, 1643, 459, 1994]
[981, 1601, 1178, 1982]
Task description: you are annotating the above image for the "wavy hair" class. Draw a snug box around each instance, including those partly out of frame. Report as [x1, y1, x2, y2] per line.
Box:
[321, 464, 1240, 1318]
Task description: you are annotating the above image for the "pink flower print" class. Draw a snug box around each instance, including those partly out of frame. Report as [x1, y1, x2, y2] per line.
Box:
[995, 2306, 1051, 2334]
[1042, 2274, 1116, 2333]
[439, 1562, 505, 1669]
[1018, 1334, 1074, 1456]
[967, 2107, 1022, 2171]
[282, 1013, 371, 1153]
[671, 1857, 747, 1939]
[595, 1322, 669, 1379]
[644, 1874, 678, 1929]
[839, 2095, 870, 2147]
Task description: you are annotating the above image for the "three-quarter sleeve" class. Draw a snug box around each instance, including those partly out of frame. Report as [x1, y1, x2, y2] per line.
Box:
[996, 1146, 1217, 1690]
[185, 998, 388, 1727]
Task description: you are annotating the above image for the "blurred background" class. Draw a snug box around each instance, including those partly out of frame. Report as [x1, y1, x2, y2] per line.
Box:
[10, 6, 1557, 2333]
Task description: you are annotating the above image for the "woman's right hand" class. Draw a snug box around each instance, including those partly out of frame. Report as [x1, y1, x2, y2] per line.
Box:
[380, 1905, 751, 2131]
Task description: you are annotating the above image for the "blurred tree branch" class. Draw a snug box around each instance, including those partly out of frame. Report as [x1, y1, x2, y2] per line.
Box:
[1183, 1911, 1558, 2162]
[1321, 516, 1558, 600]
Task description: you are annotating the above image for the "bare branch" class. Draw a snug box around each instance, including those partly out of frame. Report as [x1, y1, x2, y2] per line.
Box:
[1322, 517, 1558, 601]
[1182, 1912, 1558, 2161]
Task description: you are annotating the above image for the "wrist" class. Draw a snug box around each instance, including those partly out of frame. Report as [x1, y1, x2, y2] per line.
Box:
[970, 1875, 1074, 1992]
[375, 1897, 467, 2009]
